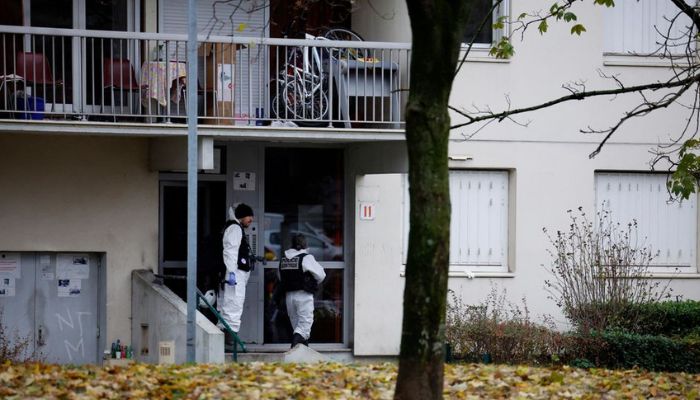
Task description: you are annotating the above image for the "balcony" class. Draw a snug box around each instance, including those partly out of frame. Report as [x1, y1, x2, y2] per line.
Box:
[0, 25, 410, 134]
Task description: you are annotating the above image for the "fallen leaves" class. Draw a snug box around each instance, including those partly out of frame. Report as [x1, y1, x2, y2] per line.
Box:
[0, 361, 698, 399]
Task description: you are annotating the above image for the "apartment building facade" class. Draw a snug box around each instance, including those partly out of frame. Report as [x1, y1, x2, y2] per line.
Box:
[0, 0, 698, 363]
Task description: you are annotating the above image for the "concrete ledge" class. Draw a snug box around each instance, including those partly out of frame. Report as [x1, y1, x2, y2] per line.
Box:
[131, 269, 224, 364]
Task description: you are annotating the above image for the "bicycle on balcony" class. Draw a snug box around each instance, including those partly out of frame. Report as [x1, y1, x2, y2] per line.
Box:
[270, 28, 364, 125]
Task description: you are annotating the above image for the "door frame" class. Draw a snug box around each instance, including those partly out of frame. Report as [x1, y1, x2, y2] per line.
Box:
[255, 143, 351, 349]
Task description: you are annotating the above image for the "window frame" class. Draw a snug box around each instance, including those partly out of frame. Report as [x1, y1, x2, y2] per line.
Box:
[594, 171, 699, 274]
[460, 0, 510, 49]
[602, 0, 696, 57]
[402, 169, 511, 274]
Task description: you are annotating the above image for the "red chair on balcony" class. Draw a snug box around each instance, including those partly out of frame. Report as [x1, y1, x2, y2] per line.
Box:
[16, 52, 60, 84]
[15, 52, 63, 106]
[102, 58, 143, 118]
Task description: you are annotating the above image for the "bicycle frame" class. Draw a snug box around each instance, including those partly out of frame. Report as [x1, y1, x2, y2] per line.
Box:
[272, 34, 331, 122]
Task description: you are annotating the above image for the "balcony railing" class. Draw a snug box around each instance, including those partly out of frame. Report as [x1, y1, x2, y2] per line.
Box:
[0, 25, 410, 130]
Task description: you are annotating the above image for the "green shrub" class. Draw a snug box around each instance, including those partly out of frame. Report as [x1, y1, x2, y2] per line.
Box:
[570, 331, 700, 372]
[610, 300, 700, 337]
[446, 288, 565, 365]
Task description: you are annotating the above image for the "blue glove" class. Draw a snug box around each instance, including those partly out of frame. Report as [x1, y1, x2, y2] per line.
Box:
[226, 271, 237, 286]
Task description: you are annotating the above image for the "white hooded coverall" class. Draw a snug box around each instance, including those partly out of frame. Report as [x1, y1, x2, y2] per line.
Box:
[218, 217, 250, 333]
[283, 248, 326, 341]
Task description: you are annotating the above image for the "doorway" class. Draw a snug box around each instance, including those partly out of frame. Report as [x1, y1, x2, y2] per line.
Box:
[262, 147, 345, 344]
[0, 252, 103, 364]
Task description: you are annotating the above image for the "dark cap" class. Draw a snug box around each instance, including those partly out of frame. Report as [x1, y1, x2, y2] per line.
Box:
[234, 203, 254, 219]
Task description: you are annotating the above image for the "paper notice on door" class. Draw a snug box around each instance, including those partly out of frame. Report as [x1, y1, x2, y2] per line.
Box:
[41, 264, 54, 280]
[0, 253, 21, 279]
[233, 171, 255, 191]
[57, 279, 81, 297]
[56, 254, 89, 279]
[0, 277, 15, 297]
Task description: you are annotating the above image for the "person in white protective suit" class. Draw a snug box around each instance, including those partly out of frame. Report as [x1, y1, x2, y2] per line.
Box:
[279, 233, 326, 347]
[219, 203, 255, 352]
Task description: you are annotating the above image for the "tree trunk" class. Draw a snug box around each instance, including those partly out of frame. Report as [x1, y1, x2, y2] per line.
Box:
[395, 2, 471, 399]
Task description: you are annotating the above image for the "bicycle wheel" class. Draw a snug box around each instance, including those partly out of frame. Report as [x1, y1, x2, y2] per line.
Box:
[282, 79, 329, 121]
[323, 28, 367, 60]
[323, 28, 364, 42]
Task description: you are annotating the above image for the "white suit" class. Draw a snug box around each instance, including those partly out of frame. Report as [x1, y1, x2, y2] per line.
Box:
[283, 248, 326, 340]
[218, 217, 250, 333]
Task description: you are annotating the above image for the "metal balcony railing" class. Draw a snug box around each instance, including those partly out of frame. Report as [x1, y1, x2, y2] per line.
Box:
[0, 25, 410, 129]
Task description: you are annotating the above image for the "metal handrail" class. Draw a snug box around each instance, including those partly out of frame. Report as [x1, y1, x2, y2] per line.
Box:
[0, 25, 411, 50]
[0, 26, 410, 128]
[153, 274, 246, 362]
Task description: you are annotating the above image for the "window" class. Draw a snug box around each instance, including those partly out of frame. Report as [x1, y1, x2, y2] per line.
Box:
[595, 172, 697, 271]
[403, 170, 510, 273]
[604, 0, 693, 55]
[463, 0, 507, 46]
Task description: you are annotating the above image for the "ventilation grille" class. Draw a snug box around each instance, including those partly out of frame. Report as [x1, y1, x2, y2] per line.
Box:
[158, 341, 175, 365]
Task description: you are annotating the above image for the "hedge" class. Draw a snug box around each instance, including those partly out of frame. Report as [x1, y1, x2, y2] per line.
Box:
[612, 300, 700, 337]
[571, 331, 700, 373]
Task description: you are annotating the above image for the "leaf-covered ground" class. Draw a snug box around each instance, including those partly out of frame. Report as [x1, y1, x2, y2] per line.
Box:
[1, 361, 699, 399]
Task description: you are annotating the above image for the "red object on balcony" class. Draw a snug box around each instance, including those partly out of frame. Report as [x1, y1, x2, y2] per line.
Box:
[103, 58, 141, 90]
[16, 52, 60, 84]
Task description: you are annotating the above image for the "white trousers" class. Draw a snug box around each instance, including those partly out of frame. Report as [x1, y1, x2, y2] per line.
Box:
[286, 290, 314, 340]
[218, 269, 250, 333]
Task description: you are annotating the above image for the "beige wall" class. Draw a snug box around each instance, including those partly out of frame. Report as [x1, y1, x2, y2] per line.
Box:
[0, 134, 158, 344]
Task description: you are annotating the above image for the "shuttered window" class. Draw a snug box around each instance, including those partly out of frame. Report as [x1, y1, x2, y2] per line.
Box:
[595, 172, 697, 270]
[403, 170, 509, 272]
[604, 0, 693, 55]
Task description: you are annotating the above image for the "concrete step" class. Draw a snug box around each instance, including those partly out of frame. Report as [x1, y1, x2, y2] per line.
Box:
[226, 346, 354, 363]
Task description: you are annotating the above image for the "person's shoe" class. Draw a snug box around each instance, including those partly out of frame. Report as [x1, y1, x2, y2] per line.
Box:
[291, 332, 306, 348]
[224, 330, 236, 353]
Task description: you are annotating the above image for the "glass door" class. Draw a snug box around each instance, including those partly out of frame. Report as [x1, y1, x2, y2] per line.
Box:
[263, 147, 345, 344]
[28, 0, 133, 113]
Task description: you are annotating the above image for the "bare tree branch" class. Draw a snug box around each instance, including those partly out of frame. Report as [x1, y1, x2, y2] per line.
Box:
[451, 73, 700, 129]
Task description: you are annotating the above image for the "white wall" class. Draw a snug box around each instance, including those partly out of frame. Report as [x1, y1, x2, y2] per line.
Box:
[0, 134, 158, 346]
[354, 140, 700, 355]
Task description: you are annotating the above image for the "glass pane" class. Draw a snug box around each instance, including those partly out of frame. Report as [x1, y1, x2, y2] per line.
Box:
[30, 0, 73, 104]
[463, 0, 495, 45]
[264, 148, 344, 262]
[86, 0, 129, 105]
[161, 182, 227, 264]
[86, 0, 128, 31]
[31, 0, 72, 28]
[264, 268, 343, 343]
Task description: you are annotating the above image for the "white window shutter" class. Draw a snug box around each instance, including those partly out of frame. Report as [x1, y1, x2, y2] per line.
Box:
[595, 172, 697, 270]
[404, 171, 509, 272]
[604, 0, 694, 54]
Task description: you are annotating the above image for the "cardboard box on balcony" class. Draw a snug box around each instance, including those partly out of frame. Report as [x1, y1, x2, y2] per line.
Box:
[197, 43, 239, 90]
[201, 90, 235, 125]
[197, 43, 240, 125]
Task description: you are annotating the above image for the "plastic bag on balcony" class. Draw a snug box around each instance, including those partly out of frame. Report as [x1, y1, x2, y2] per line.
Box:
[271, 120, 298, 128]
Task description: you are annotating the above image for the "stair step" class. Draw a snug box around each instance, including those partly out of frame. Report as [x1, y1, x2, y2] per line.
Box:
[225, 348, 355, 363]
